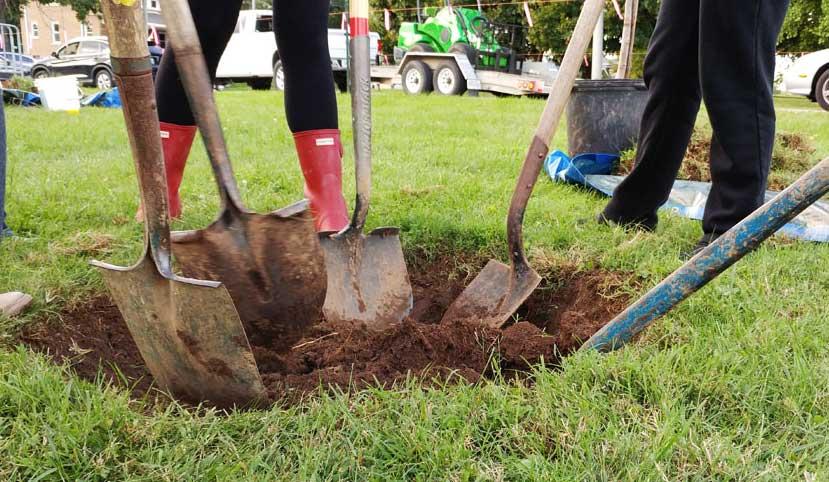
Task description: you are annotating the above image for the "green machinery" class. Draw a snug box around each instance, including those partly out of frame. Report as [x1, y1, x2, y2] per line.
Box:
[395, 1, 520, 72]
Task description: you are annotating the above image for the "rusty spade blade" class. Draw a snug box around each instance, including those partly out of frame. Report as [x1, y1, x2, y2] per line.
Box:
[441, 0, 607, 329]
[92, 0, 265, 408]
[162, 0, 326, 343]
[320, 1, 412, 328]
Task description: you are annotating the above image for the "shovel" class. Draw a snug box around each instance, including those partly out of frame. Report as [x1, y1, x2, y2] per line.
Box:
[320, 0, 413, 328]
[442, 0, 607, 329]
[162, 0, 327, 343]
[91, 0, 265, 408]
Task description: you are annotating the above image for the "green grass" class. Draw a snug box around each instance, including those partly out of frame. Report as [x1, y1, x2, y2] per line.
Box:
[1, 91, 829, 480]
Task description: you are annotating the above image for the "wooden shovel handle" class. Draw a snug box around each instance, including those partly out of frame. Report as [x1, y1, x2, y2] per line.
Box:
[100, 0, 174, 276]
[506, 0, 606, 270]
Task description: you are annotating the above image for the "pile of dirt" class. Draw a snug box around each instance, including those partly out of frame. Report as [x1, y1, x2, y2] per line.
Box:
[20, 257, 632, 404]
[617, 130, 817, 191]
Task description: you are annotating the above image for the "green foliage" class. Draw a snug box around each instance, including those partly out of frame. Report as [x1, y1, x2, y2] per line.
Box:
[59, 0, 100, 21]
[4, 75, 34, 92]
[779, 0, 829, 52]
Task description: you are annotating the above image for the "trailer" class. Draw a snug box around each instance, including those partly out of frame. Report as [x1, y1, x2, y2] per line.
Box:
[371, 52, 556, 97]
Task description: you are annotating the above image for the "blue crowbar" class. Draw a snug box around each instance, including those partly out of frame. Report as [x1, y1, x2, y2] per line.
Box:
[582, 157, 829, 352]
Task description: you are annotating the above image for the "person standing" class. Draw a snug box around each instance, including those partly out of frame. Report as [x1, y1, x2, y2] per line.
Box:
[138, 0, 348, 233]
[0, 90, 31, 317]
[0, 99, 11, 238]
[598, 0, 791, 257]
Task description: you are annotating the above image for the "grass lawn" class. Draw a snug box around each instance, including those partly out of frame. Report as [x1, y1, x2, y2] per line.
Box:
[1, 90, 828, 480]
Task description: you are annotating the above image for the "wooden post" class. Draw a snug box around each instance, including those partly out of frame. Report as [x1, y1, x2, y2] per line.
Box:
[616, 0, 639, 79]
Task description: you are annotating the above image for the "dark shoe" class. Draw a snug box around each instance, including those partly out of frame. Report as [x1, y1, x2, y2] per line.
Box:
[596, 211, 658, 232]
[680, 233, 722, 260]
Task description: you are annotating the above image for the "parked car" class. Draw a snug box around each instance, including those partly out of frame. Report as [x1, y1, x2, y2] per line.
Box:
[216, 10, 380, 91]
[780, 49, 829, 112]
[30, 36, 163, 90]
[0, 52, 34, 79]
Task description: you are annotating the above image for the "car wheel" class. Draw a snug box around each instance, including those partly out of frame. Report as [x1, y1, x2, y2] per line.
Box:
[817, 70, 829, 112]
[433, 61, 467, 96]
[32, 69, 49, 80]
[401, 60, 433, 95]
[95, 69, 113, 90]
[272, 60, 285, 91]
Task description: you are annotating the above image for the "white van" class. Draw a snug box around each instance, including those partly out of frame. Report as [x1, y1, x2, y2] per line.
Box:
[216, 10, 381, 91]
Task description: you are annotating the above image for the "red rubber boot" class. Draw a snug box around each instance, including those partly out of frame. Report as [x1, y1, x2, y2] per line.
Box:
[293, 129, 349, 232]
[135, 122, 197, 221]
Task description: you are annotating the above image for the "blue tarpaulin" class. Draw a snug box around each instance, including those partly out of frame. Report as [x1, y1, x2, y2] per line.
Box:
[2, 88, 41, 107]
[81, 88, 122, 108]
[544, 150, 829, 243]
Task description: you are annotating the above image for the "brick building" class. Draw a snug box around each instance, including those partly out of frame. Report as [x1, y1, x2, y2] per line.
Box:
[18, 1, 164, 58]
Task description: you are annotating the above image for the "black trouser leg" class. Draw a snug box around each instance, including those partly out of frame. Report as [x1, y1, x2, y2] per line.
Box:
[699, 0, 789, 234]
[155, 0, 243, 125]
[274, 0, 338, 132]
[601, 0, 702, 227]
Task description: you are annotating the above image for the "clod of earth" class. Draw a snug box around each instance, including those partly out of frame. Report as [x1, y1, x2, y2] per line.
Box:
[20, 255, 632, 407]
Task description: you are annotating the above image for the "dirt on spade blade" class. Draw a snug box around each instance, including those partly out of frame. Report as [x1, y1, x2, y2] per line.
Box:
[19, 257, 633, 404]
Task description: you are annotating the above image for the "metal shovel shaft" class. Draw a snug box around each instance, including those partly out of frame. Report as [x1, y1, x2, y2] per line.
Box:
[320, 0, 413, 327]
[582, 158, 829, 352]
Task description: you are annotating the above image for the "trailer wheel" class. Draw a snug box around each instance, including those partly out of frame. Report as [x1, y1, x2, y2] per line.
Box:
[433, 62, 467, 96]
[402, 60, 433, 95]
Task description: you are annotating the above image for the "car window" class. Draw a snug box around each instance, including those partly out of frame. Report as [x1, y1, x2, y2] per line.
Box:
[59, 42, 79, 57]
[255, 16, 273, 33]
[79, 41, 101, 54]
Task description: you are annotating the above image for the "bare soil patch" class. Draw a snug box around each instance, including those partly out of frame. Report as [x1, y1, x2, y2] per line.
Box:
[617, 131, 817, 191]
[20, 255, 632, 405]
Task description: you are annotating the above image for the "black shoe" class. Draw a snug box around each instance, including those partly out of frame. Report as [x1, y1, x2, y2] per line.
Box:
[596, 211, 658, 232]
[680, 233, 722, 260]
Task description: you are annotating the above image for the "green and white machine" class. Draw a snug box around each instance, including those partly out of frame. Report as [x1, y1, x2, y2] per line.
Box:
[395, 3, 515, 72]
[371, 1, 558, 97]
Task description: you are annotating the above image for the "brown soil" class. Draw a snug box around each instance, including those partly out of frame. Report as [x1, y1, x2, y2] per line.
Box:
[19, 256, 631, 405]
[19, 297, 155, 398]
[617, 131, 817, 191]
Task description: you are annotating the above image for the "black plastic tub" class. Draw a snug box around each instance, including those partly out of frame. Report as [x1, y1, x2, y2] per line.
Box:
[566, 79, 648, 157]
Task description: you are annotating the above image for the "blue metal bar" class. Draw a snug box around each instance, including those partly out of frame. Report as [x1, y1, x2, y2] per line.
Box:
[582, 157, 829, 352]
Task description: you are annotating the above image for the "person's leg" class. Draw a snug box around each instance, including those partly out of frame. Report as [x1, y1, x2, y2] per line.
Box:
[600, 0, 702, 230]
[699, 0, 790, 236]
[0, 99, 10, 238]
[139, 0, 242, 219]
[275, 0, 348, 232]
